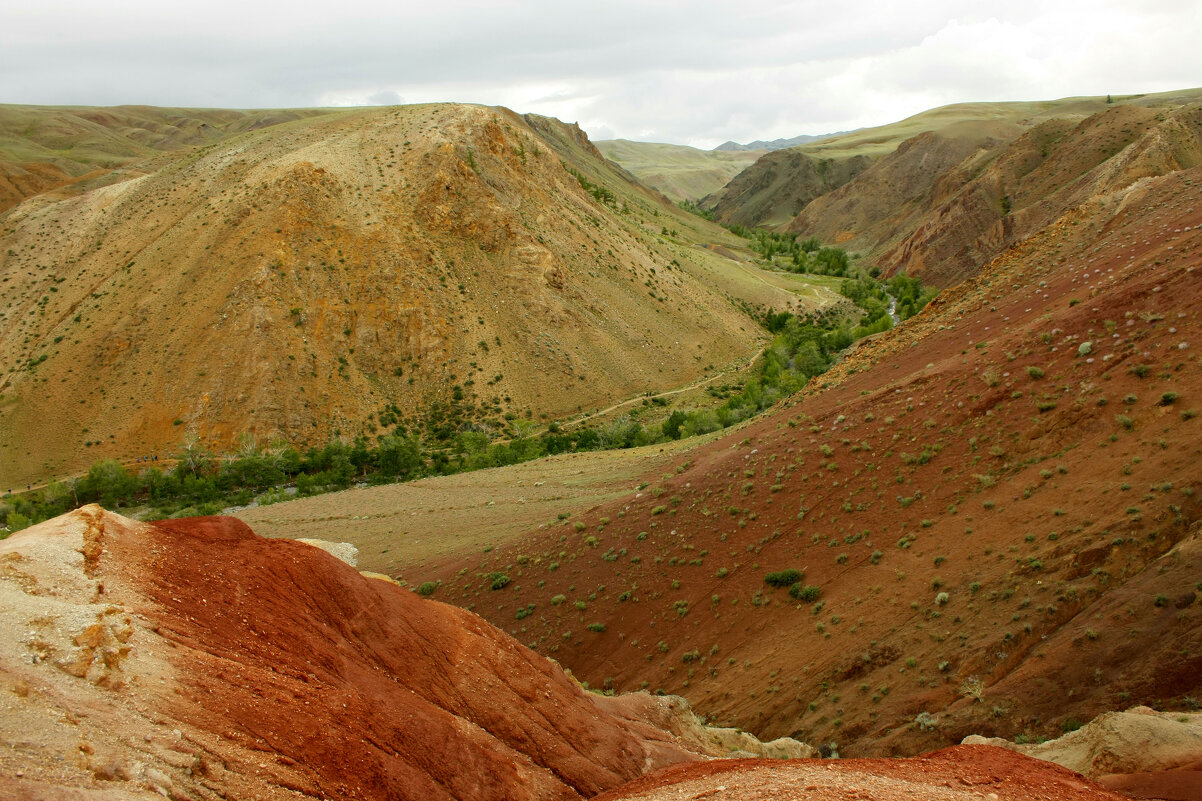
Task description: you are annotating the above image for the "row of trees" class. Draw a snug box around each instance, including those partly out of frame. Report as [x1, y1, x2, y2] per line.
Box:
[2, 246, 934, 534]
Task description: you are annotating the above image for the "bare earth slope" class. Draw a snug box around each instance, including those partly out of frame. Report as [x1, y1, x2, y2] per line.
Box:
[801, 100, 1202, 287]
[702, 94, 1117, 230]
[0, 505, 723, 800]
[434, 165, 1202, 759]
[1, 508, 1133, 801]
[0, 104, 799, 487]
[708, 89, 1202, 243]
[701, 147, 871, 228]
[783, 126, 1004, 252]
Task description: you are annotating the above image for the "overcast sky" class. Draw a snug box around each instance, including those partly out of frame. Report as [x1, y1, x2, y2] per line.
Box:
[3, 0, 1200, 148]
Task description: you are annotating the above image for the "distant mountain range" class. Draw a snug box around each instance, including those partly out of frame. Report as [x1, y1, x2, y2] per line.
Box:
[713, 130, 854, 151]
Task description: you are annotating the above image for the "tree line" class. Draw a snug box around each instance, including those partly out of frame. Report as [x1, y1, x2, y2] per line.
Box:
[2, 251, 934, 534]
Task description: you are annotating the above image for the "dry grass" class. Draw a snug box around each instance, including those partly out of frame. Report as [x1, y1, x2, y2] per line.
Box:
[235, 435, 710, 578]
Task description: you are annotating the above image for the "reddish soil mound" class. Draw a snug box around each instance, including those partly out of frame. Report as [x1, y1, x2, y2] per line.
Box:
[600, 745, 1125, 801]
[1099, 759, 1202, 801]
[1, 506, 716, 800]
[435, 166, 1202, 757]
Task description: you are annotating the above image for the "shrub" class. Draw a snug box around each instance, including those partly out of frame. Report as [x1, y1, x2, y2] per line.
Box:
[1026, 366, 1045, 380]
[551, 594, 566, 605]
[764, 569, 803, 587]
[935, 591, 950, 606]
[490, 573, 511, 590]
[914, 712, 938, 731]
[586, 622, 606, 632]
[416, 581, 437, 596]
[789, 583, 821, 602]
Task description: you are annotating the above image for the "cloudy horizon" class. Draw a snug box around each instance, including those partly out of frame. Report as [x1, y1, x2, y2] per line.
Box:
[2, 0, 1199, 149]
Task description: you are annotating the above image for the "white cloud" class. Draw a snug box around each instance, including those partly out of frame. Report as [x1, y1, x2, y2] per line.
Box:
[1, 0, 1198, 147]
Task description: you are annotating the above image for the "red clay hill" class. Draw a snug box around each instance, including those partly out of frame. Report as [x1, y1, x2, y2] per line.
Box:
[2, 506, 1147, 800]
[0, 505, 716, 799]
[0, 505, 1139, 800]
[433, 165, 1202, 759]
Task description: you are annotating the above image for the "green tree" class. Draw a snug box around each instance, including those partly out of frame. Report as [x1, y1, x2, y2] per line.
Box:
[81, 460, 140, 508]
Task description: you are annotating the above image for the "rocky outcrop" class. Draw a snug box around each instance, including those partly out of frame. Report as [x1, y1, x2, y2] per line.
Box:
[965, 707, 1202, 800]
[295, 537, 359, 566]
[596, 692, 813, 759]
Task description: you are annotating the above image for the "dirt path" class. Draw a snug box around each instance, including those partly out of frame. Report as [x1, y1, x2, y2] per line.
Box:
[3, 457, 178, 499]
[568, 354, 756, 428]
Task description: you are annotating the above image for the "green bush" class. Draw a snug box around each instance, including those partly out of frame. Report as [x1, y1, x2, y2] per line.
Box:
[789, 583, 821, 602]
[764, 569, 803, 587]
[416, 581, 437, 596]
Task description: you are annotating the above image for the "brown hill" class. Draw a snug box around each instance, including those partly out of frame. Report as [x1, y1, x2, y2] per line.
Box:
[800, 100, 1202, 287]
[701, 147, 871, 228]
[782, 127, 1005, 253]
[701, 94, 1124, 230]
[0, 505, 730, 799]
[711, 91, 1202, 234]
[0, 104, 801, 487]
[431, 164, 1202, 758]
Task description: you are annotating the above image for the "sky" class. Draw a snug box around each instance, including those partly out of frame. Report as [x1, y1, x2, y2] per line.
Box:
[2, 0, 1200, 149]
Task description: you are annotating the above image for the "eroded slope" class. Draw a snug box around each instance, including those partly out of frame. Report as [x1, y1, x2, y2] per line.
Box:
[435, 166, 1202, 757]
[0, 104, 796, 486]
[0, 505, 721, 799]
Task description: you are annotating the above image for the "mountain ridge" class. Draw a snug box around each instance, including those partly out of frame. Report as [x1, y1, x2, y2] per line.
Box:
[713, 130, 852, 152]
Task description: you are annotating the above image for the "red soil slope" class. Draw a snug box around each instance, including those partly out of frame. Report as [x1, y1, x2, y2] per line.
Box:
[0, 506, 713, 800]
[602, 745, 1127, 801]
[435, 166, 1202, 758]
[2, 507, 1136, 801]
